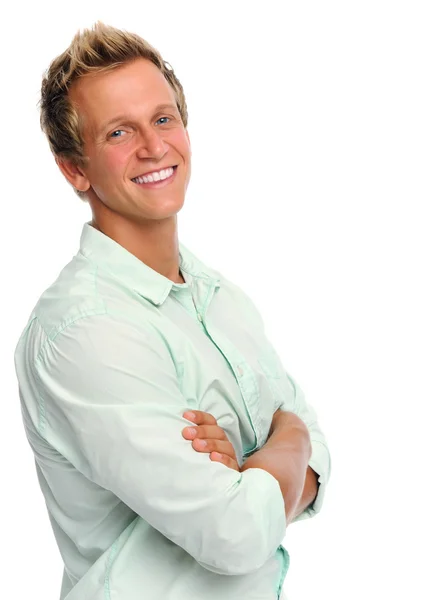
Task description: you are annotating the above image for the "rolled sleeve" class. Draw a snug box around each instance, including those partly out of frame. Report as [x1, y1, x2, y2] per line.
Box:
[198, 467, 287, 574]
[233, 286, 331, 523]
[280, 374, 331, 523]
[32, 312, 287, 575]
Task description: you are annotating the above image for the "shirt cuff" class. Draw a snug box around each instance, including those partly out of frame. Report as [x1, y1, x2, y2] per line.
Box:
[197, 466, 287, 575]
[292, 439, 331, 523]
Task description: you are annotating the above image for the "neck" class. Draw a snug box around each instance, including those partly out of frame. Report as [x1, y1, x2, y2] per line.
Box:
[89, 207, 182, 284]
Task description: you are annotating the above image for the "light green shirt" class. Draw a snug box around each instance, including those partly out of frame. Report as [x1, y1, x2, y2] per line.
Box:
[14, 221, 331, 600]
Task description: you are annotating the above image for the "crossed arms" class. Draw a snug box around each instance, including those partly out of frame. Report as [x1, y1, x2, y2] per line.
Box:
[31, 311, 330, 576]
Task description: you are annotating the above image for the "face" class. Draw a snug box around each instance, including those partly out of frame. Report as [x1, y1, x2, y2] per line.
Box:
[59, 58, 191, 222]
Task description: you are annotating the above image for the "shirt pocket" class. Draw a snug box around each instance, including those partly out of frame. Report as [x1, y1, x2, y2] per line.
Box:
[257, 345, 287, 413]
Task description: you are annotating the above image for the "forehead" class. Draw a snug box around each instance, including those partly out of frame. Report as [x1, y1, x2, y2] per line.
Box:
[69, 58, 177, 130]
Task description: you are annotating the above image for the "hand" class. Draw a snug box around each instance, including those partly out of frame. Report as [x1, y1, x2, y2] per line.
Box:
[182, 410, 240, 472]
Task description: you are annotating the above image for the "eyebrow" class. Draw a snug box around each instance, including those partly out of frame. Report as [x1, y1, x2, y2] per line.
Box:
[97, 103, 179, 136]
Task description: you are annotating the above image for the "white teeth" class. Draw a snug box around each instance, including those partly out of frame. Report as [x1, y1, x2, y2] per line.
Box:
[133, 167, 174, 184]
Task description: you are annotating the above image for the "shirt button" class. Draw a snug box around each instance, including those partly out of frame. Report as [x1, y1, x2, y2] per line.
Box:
[197, 313, 202, 322]
[236, 365, 243, 377]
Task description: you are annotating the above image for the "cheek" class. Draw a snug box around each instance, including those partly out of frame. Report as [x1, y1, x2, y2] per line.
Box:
[99, 147, 131, 178]
[169, 129, 191, 154]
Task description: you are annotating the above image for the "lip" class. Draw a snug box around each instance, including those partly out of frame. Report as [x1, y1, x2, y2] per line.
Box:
[131, 165, 178, 189]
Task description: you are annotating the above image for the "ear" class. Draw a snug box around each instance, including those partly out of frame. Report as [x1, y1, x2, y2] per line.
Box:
[55, 156, 91, 192]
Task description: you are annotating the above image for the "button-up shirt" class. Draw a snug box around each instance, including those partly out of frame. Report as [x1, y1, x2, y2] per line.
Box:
[14, 221, 331, 600]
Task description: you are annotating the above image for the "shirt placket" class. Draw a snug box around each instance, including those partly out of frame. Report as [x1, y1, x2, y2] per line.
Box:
[189, 276, 263, 454]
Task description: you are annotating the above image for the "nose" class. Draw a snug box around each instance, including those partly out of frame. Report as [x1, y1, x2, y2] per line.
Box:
[135, 126, 168, 160]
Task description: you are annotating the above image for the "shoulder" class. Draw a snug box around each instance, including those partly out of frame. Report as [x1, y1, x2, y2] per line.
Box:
[14, 253, 152, 368]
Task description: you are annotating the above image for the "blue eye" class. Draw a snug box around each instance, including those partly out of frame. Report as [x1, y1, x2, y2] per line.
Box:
[157, 117, 170, 125]
[110, 130, 125, 138]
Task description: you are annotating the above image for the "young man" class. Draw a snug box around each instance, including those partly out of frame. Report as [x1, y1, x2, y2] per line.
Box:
[14, 21, 331, 600]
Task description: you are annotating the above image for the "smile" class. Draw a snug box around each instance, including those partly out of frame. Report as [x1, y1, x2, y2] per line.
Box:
[131, 166, 176, 185]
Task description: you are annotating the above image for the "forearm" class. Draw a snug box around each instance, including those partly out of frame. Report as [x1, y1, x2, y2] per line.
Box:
[288, 465, 319, 523]
[240, 411, 312, 523]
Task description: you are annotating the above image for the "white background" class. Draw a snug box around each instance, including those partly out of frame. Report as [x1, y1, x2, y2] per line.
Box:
[2, 1, 438, 598]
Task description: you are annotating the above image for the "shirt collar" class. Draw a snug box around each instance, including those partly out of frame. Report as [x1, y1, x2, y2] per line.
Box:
[78, 221, 221, 306]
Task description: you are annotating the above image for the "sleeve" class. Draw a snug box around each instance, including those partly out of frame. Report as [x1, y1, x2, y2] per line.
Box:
[279, 374, 332, 523]
[234, 285, 331, 523]
[32, 312, 287, 576]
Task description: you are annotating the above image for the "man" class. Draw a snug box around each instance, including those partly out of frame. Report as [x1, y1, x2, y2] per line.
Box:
[14, 21, 331, 600]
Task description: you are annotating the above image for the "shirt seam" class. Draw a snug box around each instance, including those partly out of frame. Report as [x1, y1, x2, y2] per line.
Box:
[35, 309, 109, 363]
[104, 538, 120, 600]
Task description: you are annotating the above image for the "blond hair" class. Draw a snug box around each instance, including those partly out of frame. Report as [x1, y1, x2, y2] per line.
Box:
[39, 21, 189, 201]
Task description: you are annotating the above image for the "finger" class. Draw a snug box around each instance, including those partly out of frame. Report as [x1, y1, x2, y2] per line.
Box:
[182, 410, 217, 426]
[192, 438, 236, 458]
[210, 452, 240, 472]
[182, 425, 228, 441]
